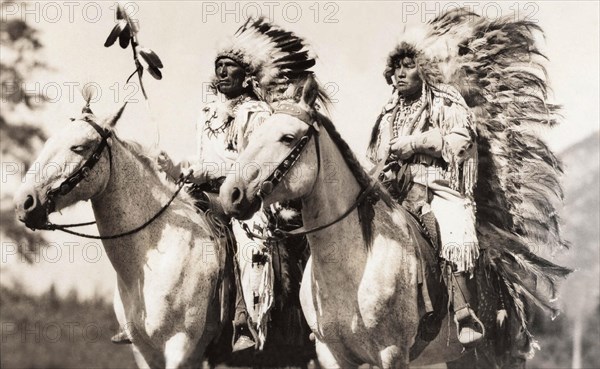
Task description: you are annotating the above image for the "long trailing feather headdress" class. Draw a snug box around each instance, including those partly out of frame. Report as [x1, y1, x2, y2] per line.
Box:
[385, 8, 571, 349]
[420, 8, 567, 252]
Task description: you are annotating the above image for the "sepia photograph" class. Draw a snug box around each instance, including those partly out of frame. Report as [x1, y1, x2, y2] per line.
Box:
[1, 1, 598, 368]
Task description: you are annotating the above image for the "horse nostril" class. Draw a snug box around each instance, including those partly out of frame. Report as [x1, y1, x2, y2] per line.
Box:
[24, 195, 35, 211]
[231, 187, 242, 205]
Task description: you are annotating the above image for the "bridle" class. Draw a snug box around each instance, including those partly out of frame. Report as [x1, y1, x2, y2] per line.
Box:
[247, 101, 381, 241]
[34, 118, 189, 239]
[45, 118, 113, 215]
[256, 101, 321, 200]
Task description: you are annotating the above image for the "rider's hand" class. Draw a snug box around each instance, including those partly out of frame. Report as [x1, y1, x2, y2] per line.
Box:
[184, 163, 210, 185]
[157, 151, 180, 180]
[389, 135, 415, 161]
[157, 151, 173, 171]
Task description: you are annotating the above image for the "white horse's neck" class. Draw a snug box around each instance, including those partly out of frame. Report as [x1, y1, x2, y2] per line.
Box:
[301, 129, 367, 282]
[90, 139, 176, 275]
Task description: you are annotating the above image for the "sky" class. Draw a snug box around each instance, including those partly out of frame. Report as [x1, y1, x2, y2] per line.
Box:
[1, 1, 599, 299]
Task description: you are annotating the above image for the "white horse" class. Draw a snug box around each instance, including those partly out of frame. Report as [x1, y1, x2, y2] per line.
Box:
[14, 102, 230, 368]
[218, 76, 467, 368]
[219, 77, 535, 368]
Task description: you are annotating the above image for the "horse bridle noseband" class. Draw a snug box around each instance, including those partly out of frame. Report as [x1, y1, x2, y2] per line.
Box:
[36, 118, 190, 239]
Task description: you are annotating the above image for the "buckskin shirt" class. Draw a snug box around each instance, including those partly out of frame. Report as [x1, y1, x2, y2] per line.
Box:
[197, 93, 274, 349]
[368, 84, 479, 273]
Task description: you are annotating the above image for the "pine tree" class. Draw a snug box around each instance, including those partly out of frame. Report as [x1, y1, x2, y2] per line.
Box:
[1, 1, 49, 262]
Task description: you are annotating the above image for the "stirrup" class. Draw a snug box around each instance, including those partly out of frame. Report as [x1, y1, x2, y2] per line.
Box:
[454, 306, 485, 348]
[232, 323, 257, 352]
[111, 329, 132, 345]
[232, 334, 256, 352]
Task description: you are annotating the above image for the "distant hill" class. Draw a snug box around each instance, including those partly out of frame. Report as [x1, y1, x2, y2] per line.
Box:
[557, 131, 600, 309]
[529, 132, 600, 369]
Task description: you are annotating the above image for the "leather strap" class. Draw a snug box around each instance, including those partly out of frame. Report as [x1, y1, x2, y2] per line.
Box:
[46, 120, 113, 214]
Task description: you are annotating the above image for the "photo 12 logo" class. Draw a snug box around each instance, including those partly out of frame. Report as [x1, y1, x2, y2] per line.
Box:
[1, 321, 105, 343]
[0, 2, 139, 24]
[201, 1, 340, 24]
[2, 241, 104, 264]
[401, 2, 540, 23]
[1, 81, 141, 105]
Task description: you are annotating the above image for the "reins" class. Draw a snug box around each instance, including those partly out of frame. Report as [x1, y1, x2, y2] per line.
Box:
[267, 175, 382, 240]
[40, 174, 191, 240]
[244, 102, 387, 242]
[35, 118, 192, 240]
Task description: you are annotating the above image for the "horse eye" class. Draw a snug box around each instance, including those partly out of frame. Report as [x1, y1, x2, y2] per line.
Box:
[70, 145, 87, 154]
[280, 134, 295, 145]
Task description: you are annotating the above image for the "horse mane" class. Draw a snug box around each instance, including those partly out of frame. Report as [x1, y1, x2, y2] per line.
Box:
[80, 115, 180, 193]
[277, 73, 333, 113]
[314, 112, 390, 201]
[117, 135, 187, 190]
[313, 111, 395, 249]
[118, 137, 160, 172]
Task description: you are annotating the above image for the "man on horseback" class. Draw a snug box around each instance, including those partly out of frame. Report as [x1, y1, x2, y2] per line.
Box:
[367, 41, 484, 347]
[152, 18, 317, 353]
[110, 48, 269, 350]
[157, 54, 271, 353]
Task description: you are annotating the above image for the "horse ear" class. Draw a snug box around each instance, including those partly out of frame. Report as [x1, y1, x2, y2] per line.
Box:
[81, 84, 96, 114]
[104, 102, 128, 128]
[300, 74, 319, 109]
[82, 104, 93, 115]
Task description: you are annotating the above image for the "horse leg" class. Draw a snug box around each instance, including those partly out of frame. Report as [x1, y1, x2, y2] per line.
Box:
[378, 345, 411, 369]
[300, 259, 357, 369]
[446, 351, 477, 369]
[113, 283, 129, 334]
[164, 332, 197, 368]
[300, 259, 330, 369]
[131, 344, 153, 369]
[300, 257, 317, 332]
[315, 338, 356, 369]
[115, 285, 156, 369]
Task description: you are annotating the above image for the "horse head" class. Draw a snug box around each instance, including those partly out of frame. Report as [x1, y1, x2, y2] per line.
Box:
[220, 76, 322, 220]
[14, 97, 126, 229]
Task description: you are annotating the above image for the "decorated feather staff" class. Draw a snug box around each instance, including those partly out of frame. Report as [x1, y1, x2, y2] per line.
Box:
[104, 2, 164, 99]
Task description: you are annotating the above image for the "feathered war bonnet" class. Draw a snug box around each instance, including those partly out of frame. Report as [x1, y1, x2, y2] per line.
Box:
[383, 25, 443, 87]
[383, 11, 481, 91]
[214, 17, 319, 103]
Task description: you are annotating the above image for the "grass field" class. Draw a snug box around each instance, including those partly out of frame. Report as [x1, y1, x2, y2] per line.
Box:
[1, 284, 598, 368]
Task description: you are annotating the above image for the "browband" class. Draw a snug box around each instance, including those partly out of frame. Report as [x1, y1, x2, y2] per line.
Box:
[272, 101, 313, 126]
